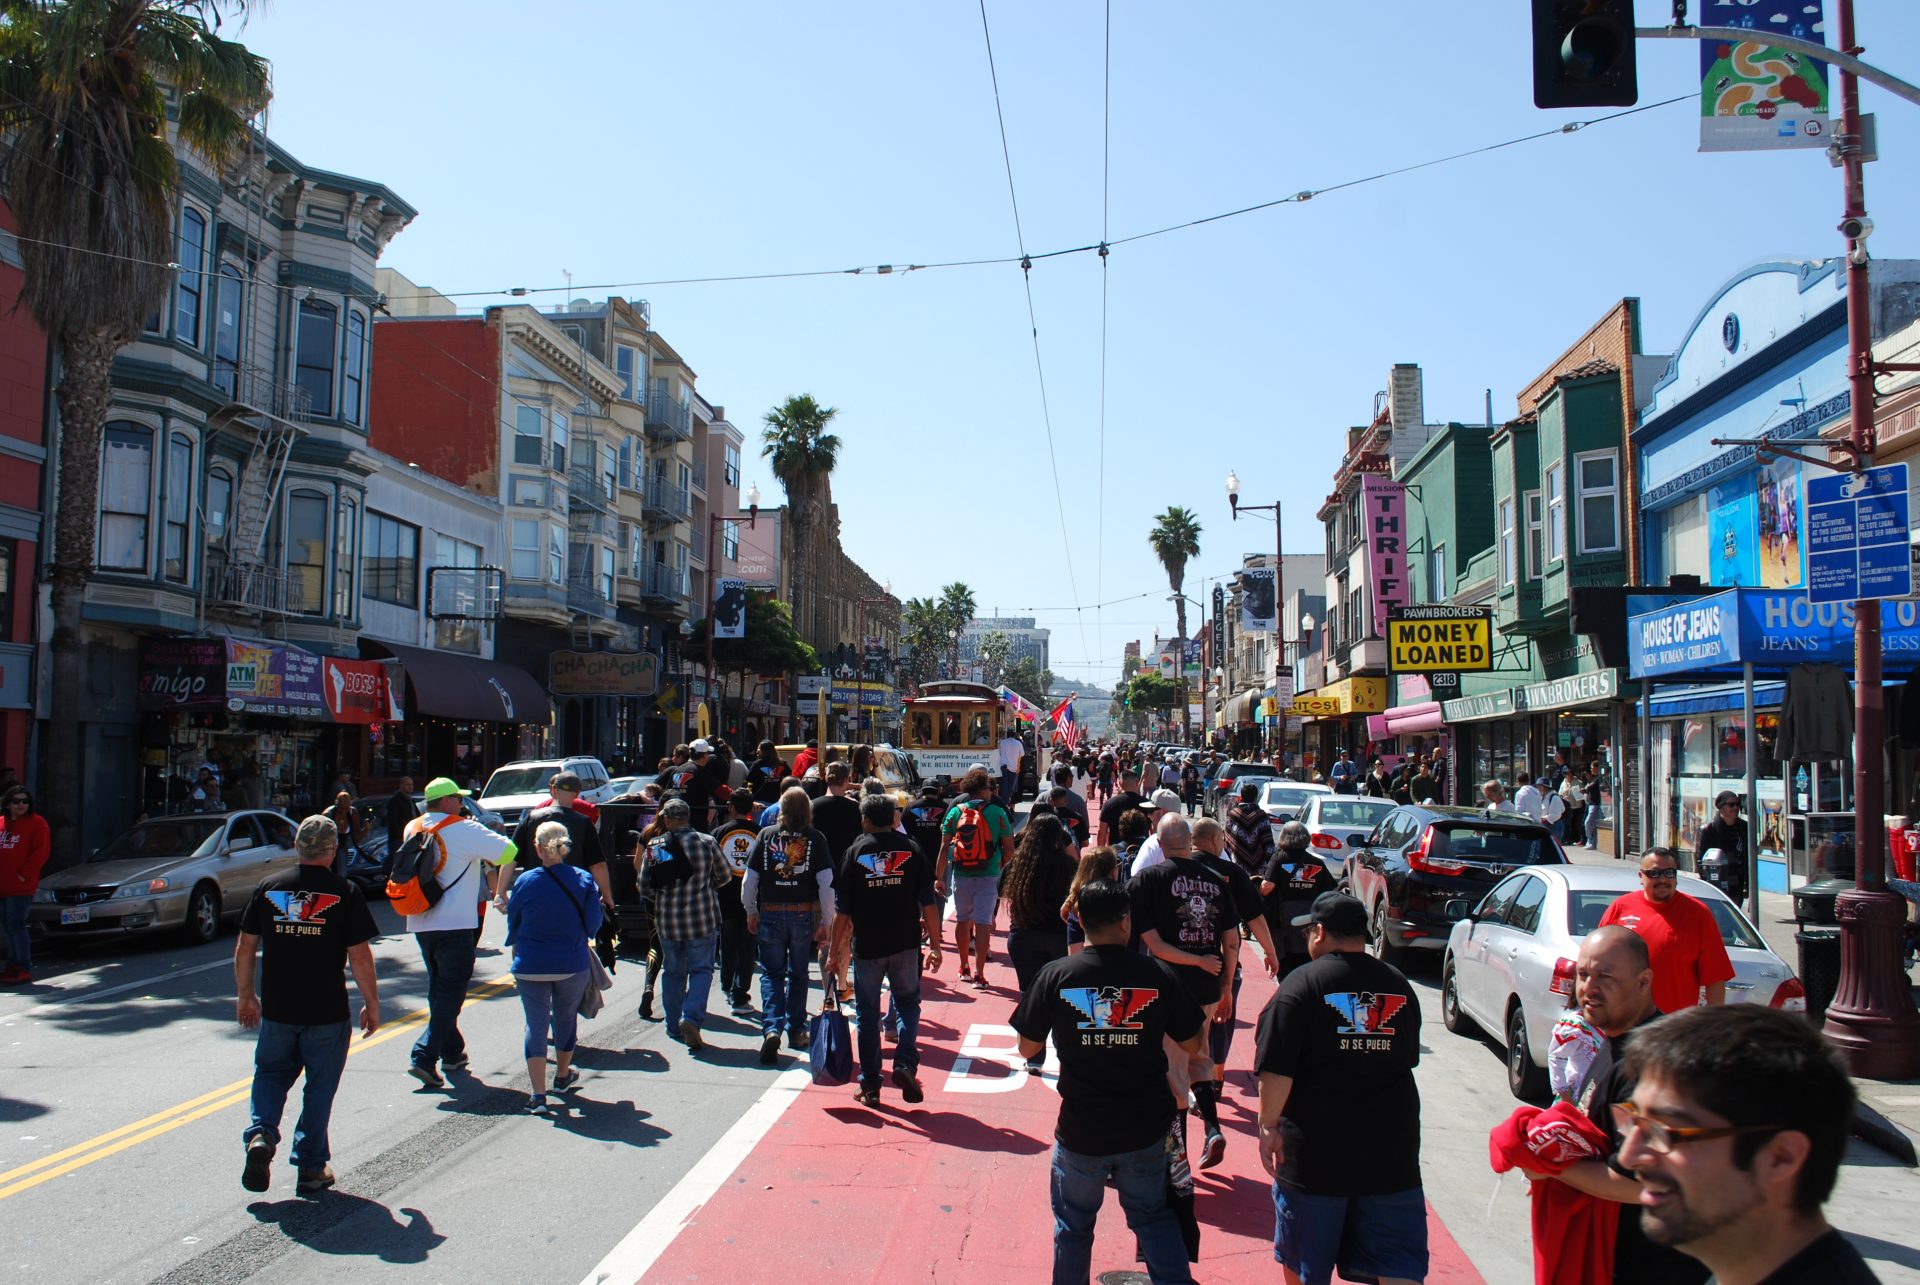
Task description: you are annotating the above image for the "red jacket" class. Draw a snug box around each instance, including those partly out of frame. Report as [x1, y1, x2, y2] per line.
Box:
[1489, 1101, 1618, 1285]
[0, 811, 52, 895]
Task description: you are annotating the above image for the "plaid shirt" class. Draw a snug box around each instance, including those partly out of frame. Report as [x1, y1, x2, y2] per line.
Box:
[642, 828, 730, 941]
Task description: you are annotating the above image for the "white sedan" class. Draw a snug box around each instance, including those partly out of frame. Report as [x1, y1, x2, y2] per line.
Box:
[1296, 793, 1397, 882]
[584, 776, 641, 805]
[1258, 780, 1332, 830]
[1440, 864, 1803, 1101]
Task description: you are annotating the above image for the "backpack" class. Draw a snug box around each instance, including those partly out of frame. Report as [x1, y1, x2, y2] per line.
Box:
[386, 814, 467, 916]
[948, 801, 994, 872]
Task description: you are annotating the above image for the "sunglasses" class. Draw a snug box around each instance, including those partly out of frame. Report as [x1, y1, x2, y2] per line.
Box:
[1612, 1103, 1782, 1155]
[1641, 868, 1679, 880]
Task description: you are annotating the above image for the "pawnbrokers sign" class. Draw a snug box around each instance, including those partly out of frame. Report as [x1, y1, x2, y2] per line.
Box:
[1386, 606, 1493, 674]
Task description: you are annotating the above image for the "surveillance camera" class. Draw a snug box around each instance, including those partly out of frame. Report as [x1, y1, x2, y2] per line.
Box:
[1839, 215, 1874, 241]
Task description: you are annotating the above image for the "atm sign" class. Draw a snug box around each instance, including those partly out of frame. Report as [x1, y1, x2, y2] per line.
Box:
[1386, 608, 1494, 674]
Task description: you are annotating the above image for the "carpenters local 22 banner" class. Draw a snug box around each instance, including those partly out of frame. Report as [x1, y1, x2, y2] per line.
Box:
[1386, 606, 1493, 674]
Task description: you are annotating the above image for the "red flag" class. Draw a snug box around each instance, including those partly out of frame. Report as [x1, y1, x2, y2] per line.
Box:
[1045, 694, 1075, 726]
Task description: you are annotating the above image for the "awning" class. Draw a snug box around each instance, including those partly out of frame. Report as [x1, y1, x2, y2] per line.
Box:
[1646, 681, 1785, 718]
[1368, 700, 1446, 740]
[361, 641, 552, 725]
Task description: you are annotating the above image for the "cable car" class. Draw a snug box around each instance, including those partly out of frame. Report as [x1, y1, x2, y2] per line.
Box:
[901, 681, 1005, 789]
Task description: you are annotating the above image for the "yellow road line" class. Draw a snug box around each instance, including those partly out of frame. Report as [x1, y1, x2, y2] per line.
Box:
[0, 976, 516, 1202]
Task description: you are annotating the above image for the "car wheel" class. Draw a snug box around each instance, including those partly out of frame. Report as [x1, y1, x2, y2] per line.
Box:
[182, 883, 221, 945]
[1441, 956, 1475, 1036]
[1507, 1003, 1548, 1101]
[1369, 900, 1405, 966]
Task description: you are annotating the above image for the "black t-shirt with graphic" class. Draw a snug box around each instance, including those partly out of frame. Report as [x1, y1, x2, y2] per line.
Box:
[1254, 949, 1422, 1196]
[239, 864, 378, 1026]
[1099, 790, 1148, 835]
[711, 818, 760, 916]
[1127, 857, 1234, 1006]
[1012, 944, 1204, 1157]
[746, 825, 831, 907]
[1195, 850, 1264, 932]
[746, 757, 788, 804]
[836, 832, 936, 960]
[511, 805, 605, 877]
[1261, 852, 1338, 957]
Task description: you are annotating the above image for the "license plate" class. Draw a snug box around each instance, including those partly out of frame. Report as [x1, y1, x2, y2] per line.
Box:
[59, 907, 91, 925]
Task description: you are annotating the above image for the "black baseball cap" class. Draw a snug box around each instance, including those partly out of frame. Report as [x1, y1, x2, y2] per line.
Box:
[1292, 891, 1370, 939]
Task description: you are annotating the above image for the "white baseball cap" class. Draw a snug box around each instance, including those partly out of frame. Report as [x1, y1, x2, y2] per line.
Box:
[690, 739, 713, 755]
[1149, 788, 1183, 813]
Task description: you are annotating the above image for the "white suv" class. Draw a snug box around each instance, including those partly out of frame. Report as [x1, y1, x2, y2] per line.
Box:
[480, 756, 612, 829]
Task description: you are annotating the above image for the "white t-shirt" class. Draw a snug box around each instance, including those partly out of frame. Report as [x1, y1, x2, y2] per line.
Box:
[403, 814, 512, 934]
[998, 737, 1023, 773]
[1129, 834, 1166, 877]
[1513, 784, 1545, 822]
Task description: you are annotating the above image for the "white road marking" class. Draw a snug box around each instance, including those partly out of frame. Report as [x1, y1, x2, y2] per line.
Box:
[0, 956, 232, 1021]
[577, 1065, 813, 1285]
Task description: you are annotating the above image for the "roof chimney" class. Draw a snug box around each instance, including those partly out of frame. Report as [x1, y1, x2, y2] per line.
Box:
[1388, 363, 1424, 435]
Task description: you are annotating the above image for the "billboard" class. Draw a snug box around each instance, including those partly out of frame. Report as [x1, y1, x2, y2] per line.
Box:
[1362, 474, 1410, 636]
[713, 578, 747, 639]
[549, 650, 660, 697]
[732, 512, 783, 590]
[1699, 3, 1831, 153]
[1238, 568, 1277, 633]
[1385, 606, 1494, 674]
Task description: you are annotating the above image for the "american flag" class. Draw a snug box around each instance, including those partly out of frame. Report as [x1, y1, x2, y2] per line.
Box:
[1051, 694, 1082, 752]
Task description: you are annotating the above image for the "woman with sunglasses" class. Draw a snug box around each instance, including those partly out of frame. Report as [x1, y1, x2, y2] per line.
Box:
[1, 787, 51, 984]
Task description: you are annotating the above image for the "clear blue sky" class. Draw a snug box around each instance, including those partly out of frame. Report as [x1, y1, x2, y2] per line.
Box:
[233, 1, 1920, 686]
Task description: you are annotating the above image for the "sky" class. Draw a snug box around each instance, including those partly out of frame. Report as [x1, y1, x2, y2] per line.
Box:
[228, 0, 1920, 688]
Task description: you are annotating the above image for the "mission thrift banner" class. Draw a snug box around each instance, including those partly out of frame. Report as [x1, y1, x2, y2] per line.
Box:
[1362, 474, 1410, 636]
[1700, 1, 1831, 153]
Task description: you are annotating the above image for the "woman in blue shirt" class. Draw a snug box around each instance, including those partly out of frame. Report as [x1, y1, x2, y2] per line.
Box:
[508, 821, 605, 1113]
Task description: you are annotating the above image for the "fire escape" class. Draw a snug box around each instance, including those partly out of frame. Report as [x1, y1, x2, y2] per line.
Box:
[205, 363, 310, 617]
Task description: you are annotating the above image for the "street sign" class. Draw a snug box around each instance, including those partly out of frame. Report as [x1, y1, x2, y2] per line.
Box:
[1386, 606, 1494, 674]
[1807, 463, 1912, 604]
[796, 674, 832, 696]
[796, 697, 820, 715]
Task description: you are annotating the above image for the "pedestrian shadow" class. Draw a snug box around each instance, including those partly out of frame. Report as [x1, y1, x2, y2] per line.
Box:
[546, 1095, 670, 1148]
[822, 1105, 1047, 1155]
[1843, 1231, 1920, 1275]
[1194, 1171, 1276, 1237]
[0, 1094, 48, 1122]
[577, 1045, 670, 1074]
[246, 1193, 446, 1263]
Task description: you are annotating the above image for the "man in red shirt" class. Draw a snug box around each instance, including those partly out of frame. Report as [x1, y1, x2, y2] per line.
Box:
[1598, 847, 1734, 1014]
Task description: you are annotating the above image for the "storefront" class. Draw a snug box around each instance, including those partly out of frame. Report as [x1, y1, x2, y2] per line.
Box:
[359, 640, 551, 792]
[1367, 675, 1449, 773]
[1293, 676, 1387, 777]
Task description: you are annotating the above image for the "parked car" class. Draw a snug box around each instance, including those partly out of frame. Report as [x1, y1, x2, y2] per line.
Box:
[585, 776, 640, 806]
[479, 756, 611, 829]
[343, 794, 507, 897]
[29, 811, 299, 945]
[1440, 864, 1804, 1099]
[1345, 804, 1568, 965]
[1209, 760, 1282, 817]
[1296, 794, 1397, 882]
[1256, 780, 1334, 830]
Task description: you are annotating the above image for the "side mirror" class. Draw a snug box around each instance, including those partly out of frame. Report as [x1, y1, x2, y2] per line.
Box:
[1443, 898, 1475, 923]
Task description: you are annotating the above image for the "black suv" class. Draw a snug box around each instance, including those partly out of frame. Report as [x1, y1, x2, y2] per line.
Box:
[1346, 804, 1567, 963]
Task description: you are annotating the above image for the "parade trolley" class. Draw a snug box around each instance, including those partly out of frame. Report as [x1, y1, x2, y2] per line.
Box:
[901, 680, 1008, 790]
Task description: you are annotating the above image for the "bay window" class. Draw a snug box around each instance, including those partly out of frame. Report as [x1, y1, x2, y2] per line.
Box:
[295, 298, 338, 417]
[99, 423, 153, 572]
[1576, 450, 1620, 554]
[174, 208, 206, 346]
[285, 490, 330, 614]
[1546, 464, 1566, 564]
[510, 518, 540, 580]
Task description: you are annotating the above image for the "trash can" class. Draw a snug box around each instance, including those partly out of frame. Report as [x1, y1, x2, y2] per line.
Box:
[1796, 927, 1842, 1022]
[1793, 878, 1854, 930]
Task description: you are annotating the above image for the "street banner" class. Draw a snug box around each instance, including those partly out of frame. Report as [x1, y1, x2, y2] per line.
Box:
[1211, 584, 1225, 660]
[734, 512, 783, 589]
[1386, 606, 1494, 674]
[1157, 645, 1178, 679]
[1362, 474, 1410, 636]
[1699, 2, 1831, 153]
[1182, 637, 1202, 679]
[713, 578, 748, 639]
[1238, 568, 1277, 634]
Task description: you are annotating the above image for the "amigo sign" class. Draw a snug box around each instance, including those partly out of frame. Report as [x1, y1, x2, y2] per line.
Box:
[1386, 606, 1494, 674]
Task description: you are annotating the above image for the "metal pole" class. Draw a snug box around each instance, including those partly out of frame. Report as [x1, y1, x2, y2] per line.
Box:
[1822, 0, 1920, 1078]
[1638, 691, 1652, 861]
[1609, 698, 1624, 864]
[1743, 662, 1760, 923]
[1275, 502, 1285, 759]
[702, 511, 718, 740]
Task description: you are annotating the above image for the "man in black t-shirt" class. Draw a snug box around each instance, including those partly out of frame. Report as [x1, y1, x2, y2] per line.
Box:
[742, 788, 837, 1064]
[1255, 893, 1425, 1285]
[746, 740, 788, 805]
[1097, 766, 1148, 845]
[508, 772, 612, 908]
[1260, 821, 1338, 976]
[235, 814, 380, 1196]
[810, 762, 864, 875]
[829, 795, 942, 1108]
[1013, 880, 1201, 1285]
[712, 792, 764, 1015]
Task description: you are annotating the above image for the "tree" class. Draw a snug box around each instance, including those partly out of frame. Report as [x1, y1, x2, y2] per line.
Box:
[688, 592, 817, 735]
[937, 581, 976, 676]
[0, 0, 271, 860]
[976, 629, 1012, 687]
[761, 394, 840, 647]
[1001, 655, 1054, 710]
[900, 595, 946, 689]
[1148, 506, 1202, 744]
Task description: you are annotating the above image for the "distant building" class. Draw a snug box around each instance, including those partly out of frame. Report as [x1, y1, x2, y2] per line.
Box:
[960, 616, 1050, 670]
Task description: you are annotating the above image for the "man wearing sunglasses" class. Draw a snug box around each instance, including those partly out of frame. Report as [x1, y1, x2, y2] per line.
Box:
[1616, 1005, 1878, 1284]
[1599, 847, 1735, 1016]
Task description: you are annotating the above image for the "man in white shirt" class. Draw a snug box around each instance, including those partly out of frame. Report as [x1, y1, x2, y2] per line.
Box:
[997, 730, 1025, 807]
[1128, 789, 1189, 876]
[1512, 777, 1546, 823]
[404, 776, 512, 1090]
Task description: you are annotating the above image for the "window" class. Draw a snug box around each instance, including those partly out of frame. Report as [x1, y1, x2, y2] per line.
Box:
[615, 346, 636, 400]
[508, 476, 546, 508]
[433, 534, 484, 653]
[1498, 498, 1517, 586]
[1546, 463, 1566, 564]
[1427, 543, 1447, 604]
[1326, 578, 1343, 649]
[205, 468, 232, 558]
[213, 264, 243, 396]
[1576, 450, 1620, 554]
[551, 410, 569, 473]
[285, 490, 329, 614]
[601, 442, 617, 501]
[514, 404, 544, 466]
[677, 460, 690, 492]
[548, 523, 564, 585]
[295, 298, 337, 416]
[342, 311, 367, 426]
[174, 208, 206, 345]
[0, 540, 11, 642]
[364, 510, 418, 608]
[600, 546, 615, 601]
[722, 519, 740, 562]
[99, 423, 154, 571]
[1525, 491, 1543, 580]
[510, 518, 540, 580]
[162, 433, 192, 583]
[1348, 586, 1365, 640]
[1505, 876, 1549, 934]
[724, 443, 741, 487]
[334, 496, 357, 617]
[618, 437, 634, 489]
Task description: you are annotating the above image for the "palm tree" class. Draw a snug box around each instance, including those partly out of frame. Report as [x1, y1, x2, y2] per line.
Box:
[0, 1, 270, 859]
[1148, 506, 1202, 743]
[900, 595, 945, 688]
[937, 581, 976, 678]
[760, 394, 840, 647]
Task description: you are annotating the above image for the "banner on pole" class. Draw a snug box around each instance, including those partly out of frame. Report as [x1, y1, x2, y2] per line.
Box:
[1238, 568, 1277, 634]
[713, 578, 748, 639]
[1699, 2, 1831, 153]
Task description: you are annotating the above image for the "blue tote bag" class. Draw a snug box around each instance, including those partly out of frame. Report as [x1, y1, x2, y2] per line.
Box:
[809, 998, 853, 1086]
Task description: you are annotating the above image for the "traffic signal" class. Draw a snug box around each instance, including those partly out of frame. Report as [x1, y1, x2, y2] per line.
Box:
[1531, 0, 1637, 109]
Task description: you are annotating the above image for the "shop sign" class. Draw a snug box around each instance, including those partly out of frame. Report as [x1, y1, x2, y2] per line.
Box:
[1385, 606, 1493, 674]
[1441, 688, 1517, 723]
[1291, 695, 1343, 718]
[796, 697, 820, 716]
[1362, 475, 1410, 635]
[1314, 676, 1388, 715]
[139, 637, 227, 708]
[1520, 669, 1619, 712]
[225, 639, 324, 718]
[796, 674, 832, 696]
[1629, 592, 1739, 679]
[549, 650, 660, 697]
[322, 659, 403, 724]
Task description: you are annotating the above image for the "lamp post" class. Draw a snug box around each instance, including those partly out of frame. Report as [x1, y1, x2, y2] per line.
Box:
[1227, 470, 1286, 756]
[702, 483, 760, 743]
[1298, 613, 1317, 768]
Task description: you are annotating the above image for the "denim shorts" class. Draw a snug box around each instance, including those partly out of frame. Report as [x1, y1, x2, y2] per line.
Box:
[952, 875, 999, 925]
[1272, 1183, 1428, 1285]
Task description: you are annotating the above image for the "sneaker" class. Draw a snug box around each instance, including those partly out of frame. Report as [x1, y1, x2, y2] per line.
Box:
[295, 1165, 335, 1194]
[639, 995, 656, 1021]
[759, 1035, 781, 1066]
[1199, 1129, 1226, 1170]
[1022, 1055, 1045, 1075]
[730, 996, 753, 1017]
[407, 1062, 446, 1090]
[441, 1053, 470, 1073]
[891, 1068, 925, 1104]
[970, 974, 990, 991]
[679, 1019, 704, 1052]
[552, 1069, 580, 1093]
[957, 963, 973, 983]
[241, 1135, 275, 1192]
[525, 1093, 549, 1115]
[854, 1086, 882, 1108]
[0, 965, 27, 985]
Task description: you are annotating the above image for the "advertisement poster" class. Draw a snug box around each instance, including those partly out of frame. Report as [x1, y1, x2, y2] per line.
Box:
[1709, 476, 1759, 586]
[321, 659, 403, 724]
[225, 639, 324, 718]
[733, 513, 783, 590]
[1361, 474, 1409, 635]
[1756, 455, 1803, 588]
[1699, 2, 1831, 153]
[1238, 567, 1277, 634]
[713, 577, 748, 639]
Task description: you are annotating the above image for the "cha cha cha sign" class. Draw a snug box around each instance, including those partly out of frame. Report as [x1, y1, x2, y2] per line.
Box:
[1629, 588, 1920, 679]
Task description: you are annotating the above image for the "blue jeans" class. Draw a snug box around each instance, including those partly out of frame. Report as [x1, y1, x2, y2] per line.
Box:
[1585, 804, 1603, 844]
[1000, 767, 1018, 805]
[1, 895, 30, 972]
[517, 970, 590, 1059]
[1050, 1138, 1195, 1285]
[662, 933, 718, 1031]
[853, 948, 921, 1089]
[246, 1019, 351, 1171]
[757, 910, 815, 1038]
[411, 929, 476, 1070]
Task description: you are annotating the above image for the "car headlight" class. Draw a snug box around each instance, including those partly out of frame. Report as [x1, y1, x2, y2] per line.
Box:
[32, 888, 56, 903]
[112, 878, 170, 899]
